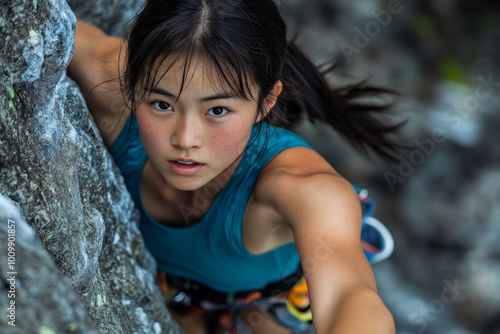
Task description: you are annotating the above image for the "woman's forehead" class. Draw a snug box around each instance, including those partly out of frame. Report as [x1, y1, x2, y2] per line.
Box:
[151, 53, 258, 101]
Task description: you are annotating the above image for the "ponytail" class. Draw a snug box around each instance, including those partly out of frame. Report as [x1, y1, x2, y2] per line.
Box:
[268, 42, 405, 162]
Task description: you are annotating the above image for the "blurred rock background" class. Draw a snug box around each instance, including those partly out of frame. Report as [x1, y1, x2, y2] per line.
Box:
[281, 0, 500, 333]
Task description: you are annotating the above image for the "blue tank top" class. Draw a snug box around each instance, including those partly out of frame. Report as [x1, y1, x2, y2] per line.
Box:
[110, 115, 312, 292]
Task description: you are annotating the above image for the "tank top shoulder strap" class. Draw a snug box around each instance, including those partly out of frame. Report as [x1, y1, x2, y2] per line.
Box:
[219, 121, 313, 257]
[108, 114, 148, 205]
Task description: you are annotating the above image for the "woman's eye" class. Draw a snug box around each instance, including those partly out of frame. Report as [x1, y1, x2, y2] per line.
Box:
[152, 101, 173, 111]
[207, 107, 229, 117]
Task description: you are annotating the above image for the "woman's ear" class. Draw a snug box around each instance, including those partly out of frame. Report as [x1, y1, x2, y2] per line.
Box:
[257, 80, 283, 122]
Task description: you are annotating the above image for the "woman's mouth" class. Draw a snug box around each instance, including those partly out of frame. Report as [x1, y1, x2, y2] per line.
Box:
[168, 160, 205, 175]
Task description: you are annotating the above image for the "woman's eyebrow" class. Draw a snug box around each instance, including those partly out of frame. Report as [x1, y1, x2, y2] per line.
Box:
[149, 86, 239, 102]
[149, 87, 176, 98]
[199, 92, 238, 103]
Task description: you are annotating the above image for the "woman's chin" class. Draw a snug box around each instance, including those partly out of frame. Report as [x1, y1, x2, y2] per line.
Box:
[164, 175, 210, 193]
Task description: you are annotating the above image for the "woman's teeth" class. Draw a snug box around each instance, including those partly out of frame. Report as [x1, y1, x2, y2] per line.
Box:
[177, 161, 196, 165]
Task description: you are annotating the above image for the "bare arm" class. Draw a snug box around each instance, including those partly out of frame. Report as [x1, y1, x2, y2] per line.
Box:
[67, 19, 130, 147]
[258, 148, 395, 334]
[293, 176, 394, 333]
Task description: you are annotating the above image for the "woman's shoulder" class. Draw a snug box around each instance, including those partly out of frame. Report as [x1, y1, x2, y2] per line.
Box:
[254, 146, 355, 214]
[259, 145, 337, 181]
[245, 146, 359, 252]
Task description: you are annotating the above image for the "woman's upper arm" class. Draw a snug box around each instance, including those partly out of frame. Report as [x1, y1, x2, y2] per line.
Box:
[67, 19, 130, 147]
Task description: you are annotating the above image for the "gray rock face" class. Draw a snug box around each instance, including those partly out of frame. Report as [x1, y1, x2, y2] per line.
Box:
[0, 195, 100, 334]
[0, 1, 180, 333]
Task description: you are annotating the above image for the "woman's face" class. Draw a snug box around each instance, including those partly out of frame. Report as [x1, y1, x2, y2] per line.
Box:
[135, 57, 262, 192]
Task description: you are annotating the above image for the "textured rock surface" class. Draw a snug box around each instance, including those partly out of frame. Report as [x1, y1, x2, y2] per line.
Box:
[0, 195, 100, 334]
[0, 1, 180, 333]
[67, 0, 144, 36]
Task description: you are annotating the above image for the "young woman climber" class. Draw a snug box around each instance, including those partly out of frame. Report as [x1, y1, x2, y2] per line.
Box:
[68, 0, 401, 333]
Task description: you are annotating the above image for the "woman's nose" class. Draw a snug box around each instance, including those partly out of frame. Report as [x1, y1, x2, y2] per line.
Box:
[171, 115, 202, 150]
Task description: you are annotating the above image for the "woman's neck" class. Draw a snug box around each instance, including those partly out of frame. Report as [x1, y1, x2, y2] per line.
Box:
[142, 153, 244, 226]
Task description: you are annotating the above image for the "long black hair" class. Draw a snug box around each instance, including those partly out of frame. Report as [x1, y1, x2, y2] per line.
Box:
[123, 0, 404, 161]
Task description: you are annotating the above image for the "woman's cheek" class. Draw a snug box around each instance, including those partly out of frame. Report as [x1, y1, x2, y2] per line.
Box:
[211, 123, 251, 157]
[136, 112, 165, 154]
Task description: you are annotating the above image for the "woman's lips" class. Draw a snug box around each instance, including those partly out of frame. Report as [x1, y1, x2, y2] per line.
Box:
[168, 160, 205, 175]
